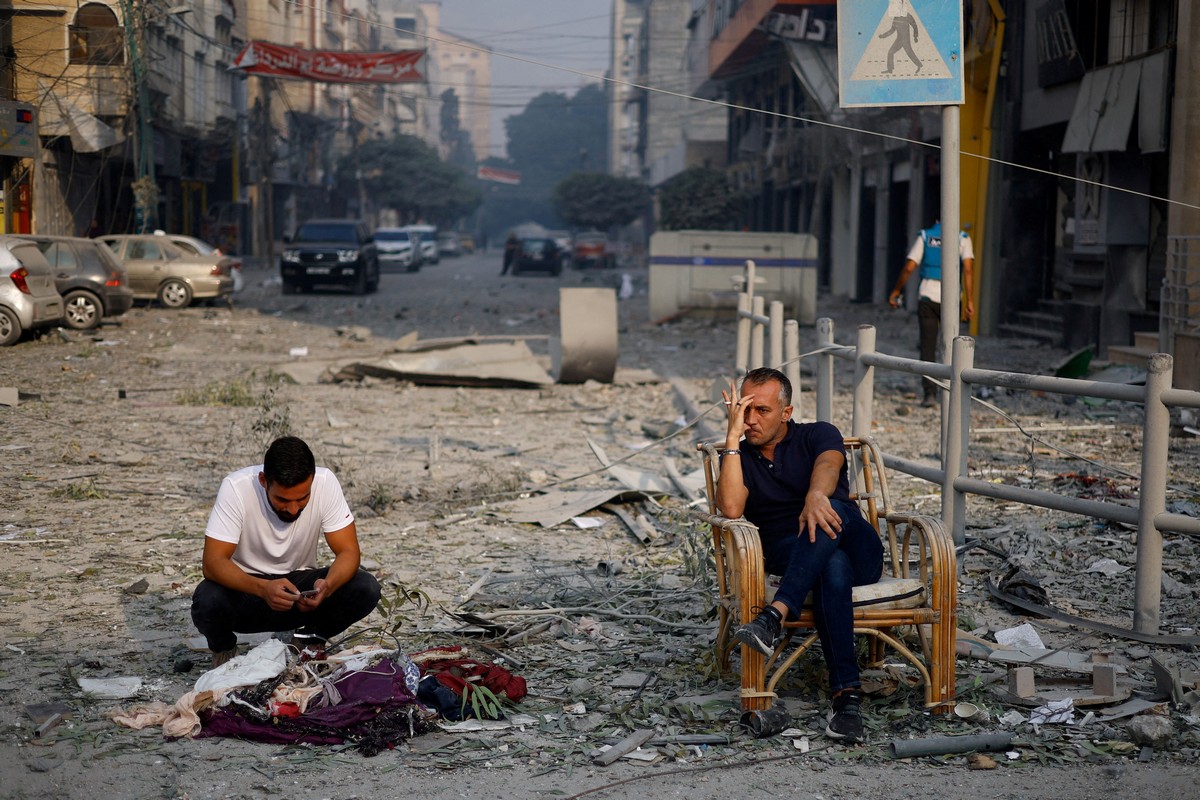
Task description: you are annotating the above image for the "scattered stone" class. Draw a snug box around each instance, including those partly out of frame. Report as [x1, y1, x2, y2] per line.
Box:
[967, 753, 997, 770]
[1127, 715, 1174, 748]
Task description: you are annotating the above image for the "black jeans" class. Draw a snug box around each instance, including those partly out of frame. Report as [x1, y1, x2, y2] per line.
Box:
[190, 567, 381, 652]
[917, 298, 941, 400]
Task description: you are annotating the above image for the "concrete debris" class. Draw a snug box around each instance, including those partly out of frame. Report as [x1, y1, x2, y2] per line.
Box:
[1126, 714, 1175, 749]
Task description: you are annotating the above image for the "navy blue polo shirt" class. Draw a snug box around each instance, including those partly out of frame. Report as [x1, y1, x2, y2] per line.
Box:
[737, 420, 851, 546]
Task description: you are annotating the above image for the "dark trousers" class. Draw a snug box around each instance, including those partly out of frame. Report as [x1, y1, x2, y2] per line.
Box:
[917, 298, 941, 401]
[191, 567, 381, 652]
[760, 500, 884, 694]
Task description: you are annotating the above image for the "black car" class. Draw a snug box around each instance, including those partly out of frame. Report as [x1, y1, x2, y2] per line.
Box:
[511, 238, 562, 276]
[280, 219, 379, 295]
[16, 234, 134, 330]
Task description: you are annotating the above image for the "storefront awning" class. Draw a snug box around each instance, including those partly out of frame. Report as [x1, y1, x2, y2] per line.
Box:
[1061, 62, 1142, 153]
[784, 40, 843, 122]
[38, 83, 124, 153]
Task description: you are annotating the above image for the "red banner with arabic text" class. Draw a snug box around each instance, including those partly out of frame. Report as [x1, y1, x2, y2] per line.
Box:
[232, 41, 425, 84]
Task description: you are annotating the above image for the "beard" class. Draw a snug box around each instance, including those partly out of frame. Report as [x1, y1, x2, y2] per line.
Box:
[272, 504, 301, 523]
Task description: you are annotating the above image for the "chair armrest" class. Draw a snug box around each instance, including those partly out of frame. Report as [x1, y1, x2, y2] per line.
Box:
[687, 509, 767, 620]
[882, 511, 956, 614]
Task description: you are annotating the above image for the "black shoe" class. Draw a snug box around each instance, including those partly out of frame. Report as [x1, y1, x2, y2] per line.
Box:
[921, 395, 937, 408]
[825, 689, 865, 742]
[733, 608, 782, 657]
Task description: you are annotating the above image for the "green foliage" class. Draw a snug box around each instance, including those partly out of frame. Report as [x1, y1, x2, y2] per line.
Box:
[52, 479, 108, 500]
[177, 378, 258, 407]
[374, 582, 432, 639]
[657, 166, 743, 231]
[552, 172, 649, 231]
[345, 134, 482, 226]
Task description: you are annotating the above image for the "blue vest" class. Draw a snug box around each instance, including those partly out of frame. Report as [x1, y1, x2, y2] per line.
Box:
[917, 223, 968, 281]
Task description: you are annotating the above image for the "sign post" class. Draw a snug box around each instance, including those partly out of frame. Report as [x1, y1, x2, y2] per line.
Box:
[838, 0, 965, 529]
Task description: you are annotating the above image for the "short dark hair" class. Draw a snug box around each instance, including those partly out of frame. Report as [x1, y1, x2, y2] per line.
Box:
[742, 367, 792, 406]
[263, 436, 316, 487]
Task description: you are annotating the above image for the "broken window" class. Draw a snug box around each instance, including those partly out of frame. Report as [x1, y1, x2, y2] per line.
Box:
[69, 3, 125, 66]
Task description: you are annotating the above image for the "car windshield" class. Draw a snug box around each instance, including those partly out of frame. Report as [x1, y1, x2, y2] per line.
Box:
[522, 239, 552, 254]
[376, 231, 411, 242]
[294, 224, 357, 243]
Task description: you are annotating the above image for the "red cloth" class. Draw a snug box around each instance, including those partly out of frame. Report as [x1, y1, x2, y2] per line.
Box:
[412, 647, 527, 702]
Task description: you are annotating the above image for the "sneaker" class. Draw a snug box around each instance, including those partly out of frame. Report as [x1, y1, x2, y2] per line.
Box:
[733, 608, 782, 657]
[211, 646, 238, 668]
[825, 689, 865, 743]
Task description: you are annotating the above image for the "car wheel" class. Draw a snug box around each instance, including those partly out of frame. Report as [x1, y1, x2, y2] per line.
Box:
[407, 261, 420, 273]
[158, 279, 192, 308]
[353, 266, 368, 295]
[0, 306, 21, 346]
[63, 290, 103, 330]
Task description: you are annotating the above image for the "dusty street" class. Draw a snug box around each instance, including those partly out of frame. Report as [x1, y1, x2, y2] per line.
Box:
[1, 249, 1198, 799]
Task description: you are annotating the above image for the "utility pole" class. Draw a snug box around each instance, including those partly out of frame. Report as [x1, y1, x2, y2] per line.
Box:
[120, 0, 157, 232]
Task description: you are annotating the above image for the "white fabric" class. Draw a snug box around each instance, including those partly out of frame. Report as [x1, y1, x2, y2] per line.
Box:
[195, 638, 289, 693]
[765, 575, 926, 610]
[205, 465, 353, 575]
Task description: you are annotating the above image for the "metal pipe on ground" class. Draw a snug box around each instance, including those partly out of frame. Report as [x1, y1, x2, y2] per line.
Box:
[889, 732, 1013, 759]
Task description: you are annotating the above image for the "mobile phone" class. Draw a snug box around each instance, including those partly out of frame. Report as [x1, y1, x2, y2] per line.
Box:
[298, 588, 319, 598]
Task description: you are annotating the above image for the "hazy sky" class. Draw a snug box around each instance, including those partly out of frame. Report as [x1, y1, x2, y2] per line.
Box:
[434, 1, 614, 157]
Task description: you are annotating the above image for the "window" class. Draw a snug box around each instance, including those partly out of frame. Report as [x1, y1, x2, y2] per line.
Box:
[192, 53, 207, 121]
[70, 3, 125, 66]
[394, 16, 417, 34]
[129, 241, 163, 260]
[37, 242, 79, 272]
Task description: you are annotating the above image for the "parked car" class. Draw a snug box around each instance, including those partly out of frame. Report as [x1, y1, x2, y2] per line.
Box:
[0, 236, 64, 346]
[155, 232, 244, 293]
[281, 218, 379, 294]
[100, 234, 235, 308]
[15, 234, 133, 330]
[436, 231, 461, 258]
[375, 227, 420, 272]
[405, 224, 439, 265]
[511, 238, 562, 276]
[572, 231, 613, 269]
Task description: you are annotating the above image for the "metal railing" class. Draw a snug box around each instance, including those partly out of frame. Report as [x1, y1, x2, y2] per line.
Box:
[729, 255, 1199, 637]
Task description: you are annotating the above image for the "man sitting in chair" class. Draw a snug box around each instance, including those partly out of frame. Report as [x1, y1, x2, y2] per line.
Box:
[718, 367, 883, 742]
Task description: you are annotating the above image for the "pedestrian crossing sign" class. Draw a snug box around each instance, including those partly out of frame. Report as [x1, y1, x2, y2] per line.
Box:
[837, 0, 963, 108]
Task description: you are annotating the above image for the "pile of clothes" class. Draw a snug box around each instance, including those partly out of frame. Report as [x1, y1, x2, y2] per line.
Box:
[110, 640, 527, 756]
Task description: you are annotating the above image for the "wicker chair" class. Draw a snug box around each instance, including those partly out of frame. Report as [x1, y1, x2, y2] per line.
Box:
[693, 436, 957, 714]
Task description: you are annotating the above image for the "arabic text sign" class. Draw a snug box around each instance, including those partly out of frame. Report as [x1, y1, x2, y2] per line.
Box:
[837, 0, 963, 107]
[232, 42, 426, 84]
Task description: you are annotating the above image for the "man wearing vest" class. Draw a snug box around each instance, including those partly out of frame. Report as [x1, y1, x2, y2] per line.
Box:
[888, 222, 975, 407]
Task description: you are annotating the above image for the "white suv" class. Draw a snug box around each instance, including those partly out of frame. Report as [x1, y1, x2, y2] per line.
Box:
[405, 224, 439, 265]
[375, 227, 420, 272]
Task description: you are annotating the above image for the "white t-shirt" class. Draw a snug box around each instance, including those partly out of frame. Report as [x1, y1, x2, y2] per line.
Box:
[906, 230, 974, 304]
[205, 465, 354, 575]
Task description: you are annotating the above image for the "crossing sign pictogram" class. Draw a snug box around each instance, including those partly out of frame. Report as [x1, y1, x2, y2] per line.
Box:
[838, 0, 963, 107]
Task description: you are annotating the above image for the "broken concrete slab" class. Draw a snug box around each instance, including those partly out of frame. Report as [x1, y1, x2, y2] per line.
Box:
[490, 488, 648, 528]
[333, 341, 554, 388]
[587, 438, 676, 495]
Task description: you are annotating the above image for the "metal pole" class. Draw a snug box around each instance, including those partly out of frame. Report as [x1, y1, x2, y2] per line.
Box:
[817, 316, 834, 423]
[945, 336, 974, 545]
[784, 319, 801, 419]
[1134, 352, 1173, 634]
[751, 295, 766, 369]
[940, 105, 961, 422]
[768, 300, 784, 370]
[735, 292, 751, 376]
[853, 324, 875, 438]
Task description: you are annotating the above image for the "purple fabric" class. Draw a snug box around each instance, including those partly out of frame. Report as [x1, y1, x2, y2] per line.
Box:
[196, 657, 426, 749]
